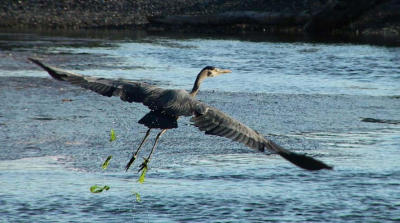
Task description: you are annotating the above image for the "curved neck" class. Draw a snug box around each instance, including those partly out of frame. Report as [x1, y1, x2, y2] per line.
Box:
[190, 72, 206, 97]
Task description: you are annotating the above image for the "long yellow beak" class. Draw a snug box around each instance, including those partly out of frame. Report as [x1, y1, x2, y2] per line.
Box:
[216, 68, 232, 74]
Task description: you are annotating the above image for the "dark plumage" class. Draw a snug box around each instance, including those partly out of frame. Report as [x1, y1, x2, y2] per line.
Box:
[139, 110, 178, 129]
[29, 57, 332, 171]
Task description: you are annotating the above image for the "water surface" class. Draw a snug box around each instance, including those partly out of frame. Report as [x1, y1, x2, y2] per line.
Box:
[0, 31, 399, 222]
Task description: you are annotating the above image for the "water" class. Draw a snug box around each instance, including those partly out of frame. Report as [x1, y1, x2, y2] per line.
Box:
[0, 30, 399, 222]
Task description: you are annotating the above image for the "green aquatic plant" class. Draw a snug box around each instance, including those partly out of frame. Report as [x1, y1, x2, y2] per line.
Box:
[90, 185, 110, 193]
[102, 155, 112, 170]
[90, 132, 116, 194]
[138, 158, 149, 184]
[133, 191, 141, 202]
[109, 129, 116, 142]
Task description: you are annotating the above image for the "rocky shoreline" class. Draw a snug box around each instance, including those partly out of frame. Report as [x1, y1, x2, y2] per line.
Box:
[0, 0, 399, 39]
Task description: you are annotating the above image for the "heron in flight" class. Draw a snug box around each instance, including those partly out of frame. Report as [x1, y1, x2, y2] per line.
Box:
[29, 58, 332, 171]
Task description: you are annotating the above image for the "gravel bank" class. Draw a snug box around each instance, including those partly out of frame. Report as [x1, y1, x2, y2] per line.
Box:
[0, 0, 399, 39]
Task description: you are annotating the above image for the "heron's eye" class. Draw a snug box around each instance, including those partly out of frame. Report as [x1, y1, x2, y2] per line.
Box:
[207, 71, 213, 76]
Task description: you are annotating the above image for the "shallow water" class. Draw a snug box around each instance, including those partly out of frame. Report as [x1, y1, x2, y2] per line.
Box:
[0, 31, 399, 222]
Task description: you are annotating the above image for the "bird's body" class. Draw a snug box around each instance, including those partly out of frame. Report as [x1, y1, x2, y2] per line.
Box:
[29, 58, 332, 171]
[137, 89, 190, 129]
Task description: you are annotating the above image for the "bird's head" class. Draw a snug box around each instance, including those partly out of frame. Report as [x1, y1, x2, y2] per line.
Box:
[191, 66, 232, 96]
[201, 66, 232, 78]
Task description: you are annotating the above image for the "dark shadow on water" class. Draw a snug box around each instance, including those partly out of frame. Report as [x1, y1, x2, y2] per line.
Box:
[1, 27, 399, 47]
[361, 117, 400, 125]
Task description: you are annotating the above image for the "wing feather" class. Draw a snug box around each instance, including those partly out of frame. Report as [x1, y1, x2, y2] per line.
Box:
[29, 58, 194, 117]
[190, 102, 333, 170]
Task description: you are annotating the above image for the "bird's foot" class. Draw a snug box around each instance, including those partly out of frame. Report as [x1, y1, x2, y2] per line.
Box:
[137, 158, 150, 183]
[125, 154, 137, 171]
[138, 158, 149, 173]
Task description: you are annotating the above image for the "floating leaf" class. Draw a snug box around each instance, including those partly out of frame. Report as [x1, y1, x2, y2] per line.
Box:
[102, 155, 112, 170]
[90, 185, 110, 193]
[133, 192, 141, 202]
[109, 129, 116, 142]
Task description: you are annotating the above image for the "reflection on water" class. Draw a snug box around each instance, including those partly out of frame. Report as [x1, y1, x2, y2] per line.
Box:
[0, 30, 400, 222]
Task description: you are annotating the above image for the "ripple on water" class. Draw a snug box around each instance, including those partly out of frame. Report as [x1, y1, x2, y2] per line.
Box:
[1, 32, 400, 222]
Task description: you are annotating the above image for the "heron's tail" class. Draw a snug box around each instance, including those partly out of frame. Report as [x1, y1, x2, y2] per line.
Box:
[265, 140, 333, 171]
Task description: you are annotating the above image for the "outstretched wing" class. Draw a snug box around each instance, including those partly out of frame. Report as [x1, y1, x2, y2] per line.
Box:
[30, 58, 332, 170]
[190, 102, 333, 171]
[29, 58, 195, 117]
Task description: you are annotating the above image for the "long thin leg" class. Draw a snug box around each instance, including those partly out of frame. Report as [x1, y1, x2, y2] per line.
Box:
[125, 128, 151, 171]
[148, 129, 167, 160]
[139, 129, 167, 172]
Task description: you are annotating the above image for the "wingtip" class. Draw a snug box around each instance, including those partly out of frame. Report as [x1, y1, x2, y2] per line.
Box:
[265, 139, 333, 171]
[278, 151, 333, 171]
[28, 57, 67, 81]
[28, 57, 48, 70]
[28, 57, 42, 66]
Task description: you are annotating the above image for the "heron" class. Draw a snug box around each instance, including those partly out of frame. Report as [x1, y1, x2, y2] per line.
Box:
[28, 58, 332, 172]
